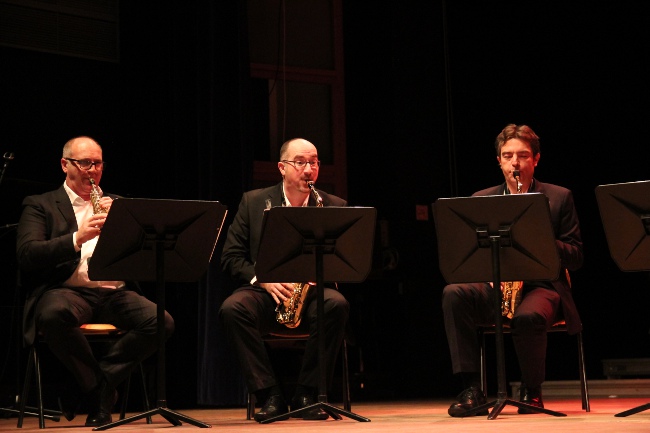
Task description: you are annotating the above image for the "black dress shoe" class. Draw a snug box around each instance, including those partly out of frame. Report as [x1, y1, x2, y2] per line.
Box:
[254, 395, 289, 423]
[518, 384, 544, 414]
[85, 380, 117, 427]
[58, 393, 80, 421]
[448, 386, 488, 417]
[290, 394, 329, 420]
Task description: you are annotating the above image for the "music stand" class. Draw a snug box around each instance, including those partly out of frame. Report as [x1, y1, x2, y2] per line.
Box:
[254, 206, 376, 423]
[88, 198, 227, 429]
[595, 180, 650, 417]
[433, 193, 564, 419]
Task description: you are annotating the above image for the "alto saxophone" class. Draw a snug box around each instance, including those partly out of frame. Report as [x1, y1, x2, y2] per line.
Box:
[275, 181, 323, 328]
[501, 171, 523, 319]
[89, 178, 109, 214]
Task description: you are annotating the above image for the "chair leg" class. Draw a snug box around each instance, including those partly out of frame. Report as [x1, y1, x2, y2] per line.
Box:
[577, 331, 590, 412]
[247, 393, 255, 420]
[342, 340, 351, 411]
[479, 329, 487, 396]
[118, 363, 152, 423]
[17, 346, 34, 428]
[119, 376, 131, 420]
[137, 363, 153, 424]
[18, 345, 46, 429]
[34, 348, 45, 429]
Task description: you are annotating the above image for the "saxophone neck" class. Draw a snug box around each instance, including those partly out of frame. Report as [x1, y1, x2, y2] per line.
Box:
[307, 181, 323, 207]
[513, 170, 522, 194]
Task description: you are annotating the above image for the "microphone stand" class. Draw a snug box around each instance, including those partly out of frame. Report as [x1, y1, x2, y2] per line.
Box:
[0, 152, 14, 188]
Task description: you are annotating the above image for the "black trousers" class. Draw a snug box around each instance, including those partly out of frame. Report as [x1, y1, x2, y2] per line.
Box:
[442, 282, 560, 388]
[34, 286, 174, 393]
[219, 285, 349, 395]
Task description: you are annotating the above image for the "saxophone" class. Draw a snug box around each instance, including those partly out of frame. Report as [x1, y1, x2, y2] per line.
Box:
[501, 171, 523, 319]
[89, 178, 109, 214]
[275, 181, 323, 328]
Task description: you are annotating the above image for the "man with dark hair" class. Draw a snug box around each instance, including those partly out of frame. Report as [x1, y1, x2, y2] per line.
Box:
[442, 124, 583, 416]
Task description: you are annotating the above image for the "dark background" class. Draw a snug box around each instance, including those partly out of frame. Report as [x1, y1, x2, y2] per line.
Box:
[1, 0, 649, 409]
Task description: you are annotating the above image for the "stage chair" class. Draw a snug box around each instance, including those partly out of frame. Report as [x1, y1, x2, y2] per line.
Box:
[17, 324, 151, 428]
[479, 320, 590, 412]
[246, 331, 351, 420]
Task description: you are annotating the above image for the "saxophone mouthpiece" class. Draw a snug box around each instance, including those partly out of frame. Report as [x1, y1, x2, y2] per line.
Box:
[513, 170, 520, 179]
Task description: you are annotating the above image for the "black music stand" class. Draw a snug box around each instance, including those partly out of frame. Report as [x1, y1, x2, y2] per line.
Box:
[433, 193, 563, 419]
[254, 206, 376, 423]
[595, 180, 650, 417]
[88, 198, 227, 429]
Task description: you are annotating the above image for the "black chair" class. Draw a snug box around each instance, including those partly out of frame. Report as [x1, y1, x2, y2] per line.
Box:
[17, 324, 152, 428]
[246, 331, 351, 420]
[479, 320, 590, 412]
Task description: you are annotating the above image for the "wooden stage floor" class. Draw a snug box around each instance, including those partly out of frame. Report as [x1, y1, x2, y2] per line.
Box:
[3, 397, 650, 432]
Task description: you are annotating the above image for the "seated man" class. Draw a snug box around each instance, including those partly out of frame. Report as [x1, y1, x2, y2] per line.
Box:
[219, 138, 349, 422]
[442, 124, 583, 416]
[16, 136, 174, 427]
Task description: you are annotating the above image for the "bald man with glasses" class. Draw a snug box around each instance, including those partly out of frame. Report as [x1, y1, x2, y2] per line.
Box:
[16, 136, 174, 427]
[219, 138, 349, 423]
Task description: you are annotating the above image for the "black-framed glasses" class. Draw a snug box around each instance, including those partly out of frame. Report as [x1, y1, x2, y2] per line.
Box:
[281, 160, 320, 170]
[65, 158, 105, 170]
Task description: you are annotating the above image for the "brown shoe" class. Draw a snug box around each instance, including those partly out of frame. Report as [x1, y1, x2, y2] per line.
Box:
[448, 386, 488, 417]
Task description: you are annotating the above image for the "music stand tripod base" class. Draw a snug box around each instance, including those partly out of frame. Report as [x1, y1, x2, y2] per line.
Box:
[260, 402, 371, 423]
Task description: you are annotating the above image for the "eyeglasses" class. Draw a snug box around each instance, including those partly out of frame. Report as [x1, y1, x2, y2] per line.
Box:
[65, 158, 105, 170]
[281, 160, 320, 170]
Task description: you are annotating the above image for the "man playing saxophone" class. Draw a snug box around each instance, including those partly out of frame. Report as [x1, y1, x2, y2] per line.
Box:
[442, 124, 583, 416]
[16, 136, 174, 426]
[220, 138, 349, 422]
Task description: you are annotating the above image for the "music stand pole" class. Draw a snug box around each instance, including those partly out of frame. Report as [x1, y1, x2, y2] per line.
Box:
[93, 239, 211, 430]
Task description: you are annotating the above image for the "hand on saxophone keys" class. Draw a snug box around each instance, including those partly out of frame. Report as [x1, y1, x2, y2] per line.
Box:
[258, 282, 294, 304]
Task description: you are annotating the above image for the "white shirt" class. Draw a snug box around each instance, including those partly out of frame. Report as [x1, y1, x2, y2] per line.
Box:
[62, 182, 124, 289]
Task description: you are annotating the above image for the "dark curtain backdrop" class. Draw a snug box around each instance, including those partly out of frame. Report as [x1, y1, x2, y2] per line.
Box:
[0, 0, 252, 408]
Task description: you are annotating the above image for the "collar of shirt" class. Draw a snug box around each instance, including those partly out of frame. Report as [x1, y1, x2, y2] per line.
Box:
[281, 183, 309, 207]
[63, 181, 87, 206]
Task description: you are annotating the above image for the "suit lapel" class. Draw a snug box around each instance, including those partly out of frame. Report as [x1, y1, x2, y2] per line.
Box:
[54, 186, 78, 231]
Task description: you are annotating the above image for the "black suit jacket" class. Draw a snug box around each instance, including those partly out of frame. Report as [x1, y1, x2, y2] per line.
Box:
[221, 182, 347, 288]
[16, 185, 128, 345]
[473, 179, 584, 334]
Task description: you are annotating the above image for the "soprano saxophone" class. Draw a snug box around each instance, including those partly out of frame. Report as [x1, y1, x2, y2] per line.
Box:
[89, 178, 109, 214]
[275, 181, 323, 328]
[501, 170, 523, 319]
